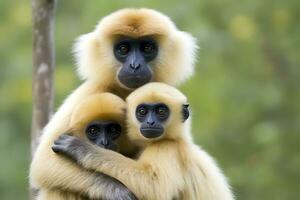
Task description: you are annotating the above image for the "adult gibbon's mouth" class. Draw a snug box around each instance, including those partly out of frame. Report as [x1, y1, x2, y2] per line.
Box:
[120, 76, 151, 89]
[118, 70, 152, 89]
[140, 127, 164, 139]
[123, 75, 143, 79]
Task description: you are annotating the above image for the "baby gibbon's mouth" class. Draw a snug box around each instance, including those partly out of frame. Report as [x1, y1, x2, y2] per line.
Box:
[140, 127, 164, 139]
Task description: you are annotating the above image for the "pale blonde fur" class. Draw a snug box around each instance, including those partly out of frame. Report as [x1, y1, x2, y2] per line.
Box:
[69, 93, 132, 153]
[73, 8, 198, 85]
[31, 93, 134, 199]
[30, 8, 197, 199]
[77, 83, 234, 200]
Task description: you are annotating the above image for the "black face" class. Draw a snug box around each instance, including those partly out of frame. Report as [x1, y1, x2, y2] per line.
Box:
[114, 37, 158, 89]
[136, 103, 170, 139]
[85, 120, 121, 151]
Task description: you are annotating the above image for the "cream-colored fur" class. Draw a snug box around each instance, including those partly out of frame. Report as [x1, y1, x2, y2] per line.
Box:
[32, 93, 133, 200]
[30, 8, 197, 199]
[37, 189, 87, 200]
[74, 8, 198, 85]
[68, 92, 131, 153]
[77, 83, 234, 200]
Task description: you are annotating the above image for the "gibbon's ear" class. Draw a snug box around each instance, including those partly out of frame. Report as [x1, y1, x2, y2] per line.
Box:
[182, 104, 190, 122]
[73, 33, 99, 80]
[169, 31, 198, 86]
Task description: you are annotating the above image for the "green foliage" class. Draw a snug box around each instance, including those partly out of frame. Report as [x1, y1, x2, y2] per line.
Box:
[0, 0, 299, 199]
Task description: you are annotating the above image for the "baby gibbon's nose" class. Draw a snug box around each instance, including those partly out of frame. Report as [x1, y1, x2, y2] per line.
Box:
[100, 137, 109, 146]
[147, 121, 154, 125]
[146, 113, 156, 125]
[146, 119, 155, 126]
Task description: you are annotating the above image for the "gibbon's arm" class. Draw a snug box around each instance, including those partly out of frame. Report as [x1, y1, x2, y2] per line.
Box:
[30, 81, 136, 199]
[53, 134, 183, 200]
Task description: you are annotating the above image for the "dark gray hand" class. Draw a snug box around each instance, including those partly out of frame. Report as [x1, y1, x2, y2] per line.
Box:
[52, 134, 91, 163]
[95, 173, 138, 200]
[52, 134, 138, 200]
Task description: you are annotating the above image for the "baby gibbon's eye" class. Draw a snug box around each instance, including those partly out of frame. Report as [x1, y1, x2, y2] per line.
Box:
[156, 105, 169, 120]
[86, 125, 101, 139]
[110, 126, 116, 132]
[137, 106, 147, 116]
[157, 107, 166, 115]
[108, 124, 122, 140]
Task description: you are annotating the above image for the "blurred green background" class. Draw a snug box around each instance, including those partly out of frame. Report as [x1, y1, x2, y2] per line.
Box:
[0, 0, 299, 199]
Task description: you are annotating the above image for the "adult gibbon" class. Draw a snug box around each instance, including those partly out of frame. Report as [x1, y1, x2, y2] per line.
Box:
[38, 93, 137, 199]
[30, 8, 197, 199]
[53, 83, 235, 200]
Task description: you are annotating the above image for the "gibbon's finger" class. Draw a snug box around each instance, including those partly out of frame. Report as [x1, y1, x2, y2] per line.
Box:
[55, 134, 77, 146]
[53, 137, 68, 146]
[53, 140, 61, 146]
[51, 145, 79, 164]
[51, 144, 66, 153]
[58, 134, 71, 140]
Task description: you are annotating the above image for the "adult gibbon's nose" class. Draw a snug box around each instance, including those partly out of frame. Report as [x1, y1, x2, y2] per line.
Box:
[129, 63, 141, 71]
[128, 49, 145, 72]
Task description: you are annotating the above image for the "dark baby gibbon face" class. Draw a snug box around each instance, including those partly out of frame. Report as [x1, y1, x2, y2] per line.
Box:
[114, 37, 158, 89]
[135, 103, 170, 139]
[85, 120, 122, 151]
[134, 102, 190, 139]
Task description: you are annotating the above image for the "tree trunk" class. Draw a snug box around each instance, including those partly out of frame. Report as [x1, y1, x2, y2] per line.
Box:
[31, 0, 57, 198]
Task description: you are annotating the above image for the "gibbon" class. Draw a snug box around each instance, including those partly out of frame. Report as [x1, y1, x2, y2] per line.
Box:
[36, 93, 137, 200]
[30, 8, 197, 199]
[53, 83, 235, 200]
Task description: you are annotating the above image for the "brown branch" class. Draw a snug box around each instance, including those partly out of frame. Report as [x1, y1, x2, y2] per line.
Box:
[31, 0, 57, 198]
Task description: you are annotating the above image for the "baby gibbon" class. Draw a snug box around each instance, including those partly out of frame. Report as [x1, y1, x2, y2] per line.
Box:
[36, 93, 137, 200]
[53, 83, 234, 200]
[30, 8, 198, 199]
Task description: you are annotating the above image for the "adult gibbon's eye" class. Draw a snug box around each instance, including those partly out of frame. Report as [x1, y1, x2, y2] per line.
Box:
[86, 125, 100, 139]
[141, 42, 155, 54]
[117, 43, 130, 56]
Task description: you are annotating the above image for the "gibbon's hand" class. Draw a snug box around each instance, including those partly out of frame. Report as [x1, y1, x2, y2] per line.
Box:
[52, 134, 139, 200]
[103, 187, 138, 200]
[52, 134, 92, 164]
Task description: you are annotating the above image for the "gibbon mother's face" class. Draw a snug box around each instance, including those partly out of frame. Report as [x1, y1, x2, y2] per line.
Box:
[114, 37, 158, 89]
